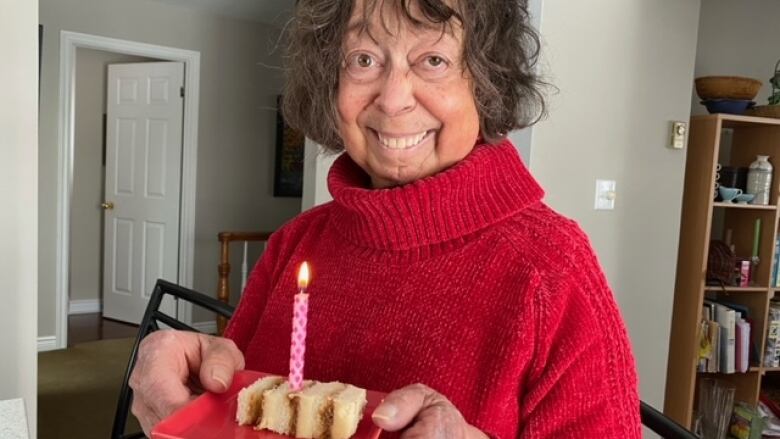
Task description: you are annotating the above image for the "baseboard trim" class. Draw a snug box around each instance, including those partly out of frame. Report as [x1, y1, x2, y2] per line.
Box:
[38, 336, 58, 352]
[69, 299, 101, 315]
[191, 321, 217, 335]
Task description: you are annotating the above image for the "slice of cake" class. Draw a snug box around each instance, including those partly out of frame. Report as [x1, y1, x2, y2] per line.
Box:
[330, 384, 368, 439]
[291, 381, 346, 438]
[235, 377, 367, 439]
[236, 375, 284, 426]
[258, 380, 313, 434]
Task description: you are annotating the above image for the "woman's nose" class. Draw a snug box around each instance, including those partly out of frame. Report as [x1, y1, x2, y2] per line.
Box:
[374, 67, 416, 117]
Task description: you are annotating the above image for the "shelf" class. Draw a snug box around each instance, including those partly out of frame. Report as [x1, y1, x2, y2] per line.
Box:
[699, 368, 761, 375]
[693, 113, 780, 129]
[705, 286, 769, 292]
[665, 115, 780, 427]
[713, 202, 777, 211]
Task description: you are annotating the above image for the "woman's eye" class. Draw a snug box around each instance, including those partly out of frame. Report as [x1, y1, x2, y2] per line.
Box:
[426, 56, 444, 67]
[346, 53, 378, 70]
[344, 52, 383, 81]
[356, 53, 373, 68]
[417, 55, 449, 75]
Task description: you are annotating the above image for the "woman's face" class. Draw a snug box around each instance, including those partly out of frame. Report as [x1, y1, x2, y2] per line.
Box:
[337, 0, 480, 189]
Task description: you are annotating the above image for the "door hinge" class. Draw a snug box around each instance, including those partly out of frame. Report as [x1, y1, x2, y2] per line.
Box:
[180, 86, 185, 98]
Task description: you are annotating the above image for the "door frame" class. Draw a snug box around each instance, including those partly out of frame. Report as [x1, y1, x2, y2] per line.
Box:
[55, 31, 200, 349]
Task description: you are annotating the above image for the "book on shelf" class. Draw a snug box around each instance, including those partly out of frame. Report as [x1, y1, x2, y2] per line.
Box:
[765, 304, 780, 367]
[736, 317, 750, 373]
[773, 238, 780, 287]
[717, 304, 737, 374]
[698, 300, 750, 373]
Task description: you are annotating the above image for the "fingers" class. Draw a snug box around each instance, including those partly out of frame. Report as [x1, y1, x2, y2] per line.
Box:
[399, 404, 470, 439]
[129, 330, 230, 436]
[372, 383, 453, 432]
[198, 336, 245, 393]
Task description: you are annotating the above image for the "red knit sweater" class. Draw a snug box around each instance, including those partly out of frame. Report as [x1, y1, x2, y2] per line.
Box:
[224, 140, 641, 438]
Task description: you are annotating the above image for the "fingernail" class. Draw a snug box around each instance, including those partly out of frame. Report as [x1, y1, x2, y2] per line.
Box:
[211, 369, 229, 390]
[372, 403, 398, 422]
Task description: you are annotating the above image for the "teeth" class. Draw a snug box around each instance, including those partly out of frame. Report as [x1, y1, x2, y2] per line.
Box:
[377, 131, 428, 149]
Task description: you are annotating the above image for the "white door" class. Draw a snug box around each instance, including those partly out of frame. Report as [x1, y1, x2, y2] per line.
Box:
[103, 62, 184, 324]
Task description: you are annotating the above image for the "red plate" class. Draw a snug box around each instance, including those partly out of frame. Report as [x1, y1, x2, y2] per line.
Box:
[152, 370, 385, 439]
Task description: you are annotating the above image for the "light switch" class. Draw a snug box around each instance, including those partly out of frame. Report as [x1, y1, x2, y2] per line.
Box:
[595, 179, 616, 210]
[670, 121, 687, 149]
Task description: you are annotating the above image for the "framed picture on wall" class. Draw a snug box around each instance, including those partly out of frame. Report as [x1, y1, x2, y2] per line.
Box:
[273, 95, 304, 197]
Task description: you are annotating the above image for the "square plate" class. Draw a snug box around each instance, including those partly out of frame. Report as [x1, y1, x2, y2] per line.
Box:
[152, 370, 385, 439]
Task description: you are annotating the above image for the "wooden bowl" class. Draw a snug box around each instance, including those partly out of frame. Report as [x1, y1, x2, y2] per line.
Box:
[695, 76, 763, 101]
[746, 105, 780, 119]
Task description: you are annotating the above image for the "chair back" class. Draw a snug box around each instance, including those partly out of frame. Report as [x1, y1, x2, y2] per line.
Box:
[110, 279, 235, 439]
[640, 400, 699, 439]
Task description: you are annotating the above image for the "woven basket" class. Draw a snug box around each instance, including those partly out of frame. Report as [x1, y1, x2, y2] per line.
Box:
[747, 105, 780, 119]
[695, 76, 763, 101]
[707, 240, 735, 287]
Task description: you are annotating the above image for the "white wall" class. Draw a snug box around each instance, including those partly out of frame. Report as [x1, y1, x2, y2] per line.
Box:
[532, 0, 700, 415]
[692, 0, 780, 115]
[39, 0, 302, 335]
[0, 0, 38, 434]
[301, 140, 340, 210]
[70, 49, 159, 305]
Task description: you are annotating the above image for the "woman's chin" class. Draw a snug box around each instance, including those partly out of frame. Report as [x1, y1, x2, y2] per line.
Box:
[368, 165, 435, 189]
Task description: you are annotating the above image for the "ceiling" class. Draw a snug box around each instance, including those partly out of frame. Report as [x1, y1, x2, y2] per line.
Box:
[149, 0, 295, 25]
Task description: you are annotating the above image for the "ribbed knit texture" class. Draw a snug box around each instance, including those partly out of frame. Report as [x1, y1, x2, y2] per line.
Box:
[225, 140, 641, 438]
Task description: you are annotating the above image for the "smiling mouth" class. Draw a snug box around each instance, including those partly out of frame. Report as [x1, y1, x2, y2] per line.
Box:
[372, 129, 434, 150]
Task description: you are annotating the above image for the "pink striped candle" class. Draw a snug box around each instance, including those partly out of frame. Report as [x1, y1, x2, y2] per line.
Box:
[289, 261, 310, 391]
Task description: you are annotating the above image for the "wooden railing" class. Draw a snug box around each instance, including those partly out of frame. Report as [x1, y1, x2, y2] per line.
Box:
[217, 231, 273, 334]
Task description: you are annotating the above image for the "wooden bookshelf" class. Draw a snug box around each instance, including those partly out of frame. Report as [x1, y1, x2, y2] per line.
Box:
[713, 202, 777, 211]
[704, 286, 768, 292]
[665, 114, 780, 428]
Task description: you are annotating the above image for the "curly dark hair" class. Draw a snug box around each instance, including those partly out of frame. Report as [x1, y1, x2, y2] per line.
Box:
[282, 0, 547, 151]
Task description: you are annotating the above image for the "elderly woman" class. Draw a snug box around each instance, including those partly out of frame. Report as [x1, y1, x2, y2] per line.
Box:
[129, 0, 641, 437]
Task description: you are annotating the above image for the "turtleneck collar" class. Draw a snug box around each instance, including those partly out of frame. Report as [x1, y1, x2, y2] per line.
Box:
[327, 139, 544, 251]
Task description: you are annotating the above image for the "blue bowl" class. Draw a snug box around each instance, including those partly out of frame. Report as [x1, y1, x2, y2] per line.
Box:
[701, 99, 756, 115]
[734, 193, 755, 204]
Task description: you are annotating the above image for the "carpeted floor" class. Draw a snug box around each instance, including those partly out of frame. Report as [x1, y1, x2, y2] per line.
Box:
[38, 337, 142, 439]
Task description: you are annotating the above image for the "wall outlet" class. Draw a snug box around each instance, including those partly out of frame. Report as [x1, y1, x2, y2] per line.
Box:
[670, 121, 687, 149]
[595, 179, 617, 210]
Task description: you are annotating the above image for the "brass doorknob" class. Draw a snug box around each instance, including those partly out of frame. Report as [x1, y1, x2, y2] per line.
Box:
[101, 202, 114, 210]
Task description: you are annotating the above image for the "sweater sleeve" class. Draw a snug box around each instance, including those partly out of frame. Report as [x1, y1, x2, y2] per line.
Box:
[517, 241, 641, 438]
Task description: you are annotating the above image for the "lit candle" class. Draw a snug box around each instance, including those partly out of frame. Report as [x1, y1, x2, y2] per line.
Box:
[289, 261, 310, 391]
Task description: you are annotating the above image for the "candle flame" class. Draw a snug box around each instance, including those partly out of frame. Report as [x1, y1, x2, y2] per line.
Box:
[298, 261, 310, 289]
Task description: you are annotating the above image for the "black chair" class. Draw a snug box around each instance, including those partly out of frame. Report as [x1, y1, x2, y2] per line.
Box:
[110, 279, 235, 439]
[640, 400, 699, 439]
[111, 281, 696, 439]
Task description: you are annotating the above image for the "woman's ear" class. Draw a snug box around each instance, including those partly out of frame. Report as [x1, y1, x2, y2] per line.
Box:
[477, 128, 505, 145]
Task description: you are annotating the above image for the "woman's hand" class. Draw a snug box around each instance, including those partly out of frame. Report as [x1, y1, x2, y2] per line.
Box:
[128, 329, 245, 435]
[372, 384, 488, 439]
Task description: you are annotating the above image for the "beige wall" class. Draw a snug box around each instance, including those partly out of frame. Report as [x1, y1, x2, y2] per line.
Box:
[532, 0, 701, 415]
[70, 49, 159, 304]
[0, 0, 38, 433]
[692, 0, 780, 115]
[40, 0, 301, 336]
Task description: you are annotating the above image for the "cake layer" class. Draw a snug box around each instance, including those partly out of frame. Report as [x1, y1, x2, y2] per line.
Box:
[259, 380, 311, 434]
[331, 385, 368, 439]
[292, 381, 346, 438]
[236, 375, 284, 426]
